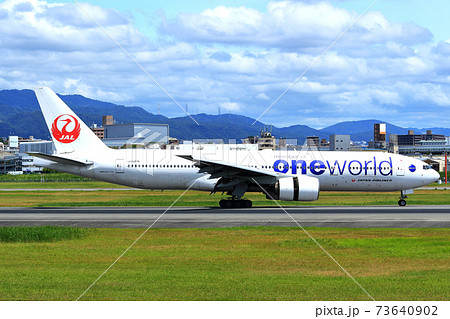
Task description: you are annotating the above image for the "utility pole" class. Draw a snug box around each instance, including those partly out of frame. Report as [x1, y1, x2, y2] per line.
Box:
[445, 152, 448, 184]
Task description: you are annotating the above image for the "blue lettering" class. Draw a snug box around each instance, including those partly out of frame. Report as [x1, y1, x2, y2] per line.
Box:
[364, 160, 372, 175]
[274, 159, 289, 174]
[326, 160, 347, 175]
[348, 160, 362, 176]
[310, 160, 325, 175]
[379, 157, 393, 176]
[373, 157, 377, 176]
[291, 160, 307, 175]
[273, 158, 383, 176]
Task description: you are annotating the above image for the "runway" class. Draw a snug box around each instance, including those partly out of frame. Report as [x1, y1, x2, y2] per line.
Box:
[0, 206, 449, 228]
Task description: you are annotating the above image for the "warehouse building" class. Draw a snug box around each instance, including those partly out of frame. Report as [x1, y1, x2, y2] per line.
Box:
[19, 140, 54, 173]
[0, 151, 19, 174]
[329, 134, 350, 151]
[397, 130, 445, 146]
[103, 123, 169, 148]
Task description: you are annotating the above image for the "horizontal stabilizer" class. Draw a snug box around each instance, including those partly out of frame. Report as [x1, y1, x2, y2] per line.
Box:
[27, 152, 93, 167]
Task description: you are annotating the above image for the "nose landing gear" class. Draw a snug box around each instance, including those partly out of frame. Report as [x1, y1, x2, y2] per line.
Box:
[398, 190, 408, 206]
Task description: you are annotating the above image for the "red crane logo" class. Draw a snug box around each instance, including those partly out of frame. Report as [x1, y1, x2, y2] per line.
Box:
[51, 114, 81, 143]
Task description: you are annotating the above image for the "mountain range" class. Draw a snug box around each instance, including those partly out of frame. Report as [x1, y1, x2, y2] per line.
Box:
[1, 89, 449, 143]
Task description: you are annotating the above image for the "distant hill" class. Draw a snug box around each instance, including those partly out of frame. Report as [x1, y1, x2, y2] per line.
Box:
[0, 89, 448, 142]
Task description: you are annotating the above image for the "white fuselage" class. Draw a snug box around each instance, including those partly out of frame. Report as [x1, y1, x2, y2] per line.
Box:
[37, 146, 439, 192]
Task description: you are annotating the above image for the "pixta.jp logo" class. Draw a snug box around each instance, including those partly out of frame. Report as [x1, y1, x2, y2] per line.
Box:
[51, 114, 81, 143]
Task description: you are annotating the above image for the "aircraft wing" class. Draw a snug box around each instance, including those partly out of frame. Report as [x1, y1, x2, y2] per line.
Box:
[177, 155, 278, 179]
[27, 152, 93, 167]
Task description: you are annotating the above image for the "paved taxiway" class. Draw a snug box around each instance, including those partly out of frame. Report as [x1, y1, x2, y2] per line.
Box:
[0, 206, 449, 228]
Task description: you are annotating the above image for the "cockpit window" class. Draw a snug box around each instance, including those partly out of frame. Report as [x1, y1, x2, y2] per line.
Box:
[423, 165, 432, 170]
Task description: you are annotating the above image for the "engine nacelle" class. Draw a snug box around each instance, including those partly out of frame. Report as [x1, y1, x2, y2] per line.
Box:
[275, 176, 320, 201]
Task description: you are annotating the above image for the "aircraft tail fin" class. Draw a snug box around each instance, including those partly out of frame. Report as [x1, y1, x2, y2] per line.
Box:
[34, 87, 108, 154]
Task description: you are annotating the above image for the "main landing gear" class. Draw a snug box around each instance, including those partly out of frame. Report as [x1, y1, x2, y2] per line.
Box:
[398, 191, 407, 207]
[219, 197, 252, 208]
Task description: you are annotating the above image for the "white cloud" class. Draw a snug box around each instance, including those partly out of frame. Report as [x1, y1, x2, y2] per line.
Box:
[221, 102, 241, 112]
[0, 0, 448, 129]
[256, 93, 270, 100]
[0, 0, 145, 52]
[161, 1, 431, 51]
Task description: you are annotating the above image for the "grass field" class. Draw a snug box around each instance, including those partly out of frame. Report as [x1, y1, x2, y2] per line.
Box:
[0, 226, 448, 301]
[0, 188, 449, 207]
[0, 181, 126, 189]
[0, 226, 88, 242]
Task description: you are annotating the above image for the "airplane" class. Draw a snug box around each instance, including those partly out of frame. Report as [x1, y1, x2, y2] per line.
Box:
[29, 87, 440, 208]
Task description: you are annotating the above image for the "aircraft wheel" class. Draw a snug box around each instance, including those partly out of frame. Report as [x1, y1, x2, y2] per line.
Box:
[398, 199, 406, 207]
[219, 199, 226, 208]
[224, 200, 234, 208]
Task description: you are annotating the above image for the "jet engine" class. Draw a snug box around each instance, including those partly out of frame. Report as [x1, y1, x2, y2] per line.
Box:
[275, 176, 320, 201]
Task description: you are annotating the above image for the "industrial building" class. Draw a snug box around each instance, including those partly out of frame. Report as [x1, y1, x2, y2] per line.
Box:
[19, 140, 54, 173]
[0, 151, 19, 174]
[389, 134, 399, 154]
[329, 134, 351, 151]
[374, 123, 386, 140]
[397, 140, 450, 155]
[88, 115, 169, 148]
[397, 130, 445, 146]
[306, 136, 320, 147]
[103, 123, 169, 148]
[90, 115, 115, 139]
[421, 157, 450, 173]
[371, 123, 387, 149]
[0, 137, 55, 174]
[91, 125, 105, 139]
[244, 129, 276, 150]
[389, 130, 449, 155]
[19, 141, 53, 155]
[320, 138, 329, 149]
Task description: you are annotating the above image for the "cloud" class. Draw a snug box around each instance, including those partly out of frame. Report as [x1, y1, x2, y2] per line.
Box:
[0, 0, 146, 52]
[0, 0, 448, 129]
[256, 93, 270, 100]
[221, 102, 241, 112]
[161, 1, 432, 51]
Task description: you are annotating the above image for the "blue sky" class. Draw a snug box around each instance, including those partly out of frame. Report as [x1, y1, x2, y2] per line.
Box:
[1, 0, 449, 129]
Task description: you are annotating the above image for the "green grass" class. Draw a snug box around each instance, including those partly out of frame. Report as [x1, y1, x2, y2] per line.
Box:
[0, 226, 88, 243]
[0, 188, 449, 207]
[0, 227, 448, 300]
[0, 173, 92, 183]
[0, 181, 126, 189]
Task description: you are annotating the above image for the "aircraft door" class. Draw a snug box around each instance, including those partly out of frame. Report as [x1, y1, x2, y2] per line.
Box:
[115, 159, 124, 174]
[396, 163, 405, 176]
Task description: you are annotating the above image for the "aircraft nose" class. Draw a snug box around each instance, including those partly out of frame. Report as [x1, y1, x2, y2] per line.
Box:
[429, 169, 440, 183]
